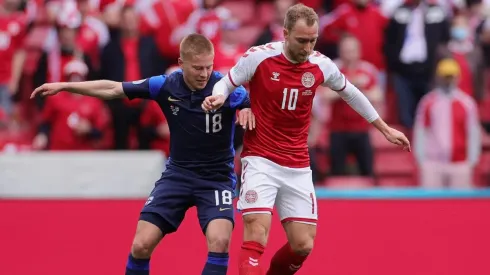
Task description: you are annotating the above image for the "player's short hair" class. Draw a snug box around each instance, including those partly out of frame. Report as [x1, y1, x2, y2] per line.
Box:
[179, 34, 214, 60]
[284, 4, 319, 31]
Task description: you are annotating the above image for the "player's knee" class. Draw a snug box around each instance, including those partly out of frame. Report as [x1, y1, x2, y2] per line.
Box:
[290, 237, 314, 256]
[243, 214, 270, 245]
[207, 234, 231, 253]
[131, 239, 155, 258]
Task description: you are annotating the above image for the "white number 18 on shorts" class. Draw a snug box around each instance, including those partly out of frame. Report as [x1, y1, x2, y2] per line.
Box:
[237, 156, 318, 225]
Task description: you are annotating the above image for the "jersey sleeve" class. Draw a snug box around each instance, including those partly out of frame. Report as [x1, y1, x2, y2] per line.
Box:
[229, 86, 251, 109]
[212, 71, 250, 109]
[122, 75, 166, 100]
[317, 55, 347, 91]
[227, 47, 263, 87]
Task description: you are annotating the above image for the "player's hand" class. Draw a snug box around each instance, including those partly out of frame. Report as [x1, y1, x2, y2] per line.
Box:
[237, 108, 255, 130]
[384, 127, 411, 152]
[202, 95, 225, 112]
[30, 83, 65, 99]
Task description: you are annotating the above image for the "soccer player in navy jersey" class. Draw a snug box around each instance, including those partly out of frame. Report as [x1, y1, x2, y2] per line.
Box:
[31, 34, 254, 275]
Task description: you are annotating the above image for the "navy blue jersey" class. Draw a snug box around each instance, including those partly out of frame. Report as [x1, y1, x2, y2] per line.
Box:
[122, 70, 250, 182]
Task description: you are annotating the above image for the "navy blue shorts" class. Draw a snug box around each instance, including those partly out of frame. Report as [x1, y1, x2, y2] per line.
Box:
[139, 168, 236, 235]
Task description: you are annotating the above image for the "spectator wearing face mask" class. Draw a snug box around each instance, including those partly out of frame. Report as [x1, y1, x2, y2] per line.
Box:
[448, 14, 484, 99]
[413, 58, 481, 188]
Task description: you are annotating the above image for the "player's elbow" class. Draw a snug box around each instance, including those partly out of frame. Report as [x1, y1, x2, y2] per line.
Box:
[102, 80, 124, 100]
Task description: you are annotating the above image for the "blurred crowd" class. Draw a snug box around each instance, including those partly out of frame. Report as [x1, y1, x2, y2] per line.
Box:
[0, 0, 489, 188]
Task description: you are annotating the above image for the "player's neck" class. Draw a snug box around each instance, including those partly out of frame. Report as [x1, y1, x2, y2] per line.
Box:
[282, 43, 299, 64]
[182, 76, 197, 92]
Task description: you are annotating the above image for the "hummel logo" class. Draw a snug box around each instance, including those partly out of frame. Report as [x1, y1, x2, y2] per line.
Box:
[219, 207, 231, 211]
[271, 72, 280, 81]
[168, 96, 181, 102]
[249, 257, 258, 266]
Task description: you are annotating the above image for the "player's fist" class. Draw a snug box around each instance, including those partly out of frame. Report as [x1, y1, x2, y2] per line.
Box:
[30, 83, 66, 99]
[202, 95, 225, 112]
[237, 108, 255, 130]
[384, 127, 411, 152]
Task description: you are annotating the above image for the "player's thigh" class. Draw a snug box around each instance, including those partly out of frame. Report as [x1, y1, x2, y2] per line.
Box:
[237, 156, 279, 215]
[194, 181, 235, 234]
[276, 166, 318, 224]
[131, 220, 164, 256]
[140, 171, 193, 234]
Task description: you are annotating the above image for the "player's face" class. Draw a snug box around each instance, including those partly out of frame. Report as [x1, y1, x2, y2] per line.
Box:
[284, 19, 319, 63]
[179, 53, 214, 90]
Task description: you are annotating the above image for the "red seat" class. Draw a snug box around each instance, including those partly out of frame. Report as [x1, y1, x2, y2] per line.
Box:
[377, 176, 417, 187]
[374, 151, 416, 176]
[322, 176, 375, 189]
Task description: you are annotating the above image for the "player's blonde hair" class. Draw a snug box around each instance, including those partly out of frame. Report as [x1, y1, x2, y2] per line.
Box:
[284, 3, 319, 31]
[179, 34, 214, 60]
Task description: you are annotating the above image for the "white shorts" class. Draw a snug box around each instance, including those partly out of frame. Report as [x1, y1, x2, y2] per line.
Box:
[237, 156, 318, 225]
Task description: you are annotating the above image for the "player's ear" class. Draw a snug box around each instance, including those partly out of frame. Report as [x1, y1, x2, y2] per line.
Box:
[178, 57, 184, 68]
[283, 28, 288, 39]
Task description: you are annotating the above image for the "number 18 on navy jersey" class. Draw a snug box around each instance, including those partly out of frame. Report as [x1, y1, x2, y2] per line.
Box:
[122, 70, 250, 183]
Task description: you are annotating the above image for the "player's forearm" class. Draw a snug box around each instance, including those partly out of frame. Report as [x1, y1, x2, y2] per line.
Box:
[338, 81, 380, 124]
[212, 77, 234, 99]
[63, 80, 125, 100]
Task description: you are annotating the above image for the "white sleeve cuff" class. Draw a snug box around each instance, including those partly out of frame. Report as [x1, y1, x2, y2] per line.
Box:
[337, 80, 380, 123]
[212, 75, 235, 99]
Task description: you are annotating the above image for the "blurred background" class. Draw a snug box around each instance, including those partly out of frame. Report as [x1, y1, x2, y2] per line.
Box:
[0, 0, 490, 274]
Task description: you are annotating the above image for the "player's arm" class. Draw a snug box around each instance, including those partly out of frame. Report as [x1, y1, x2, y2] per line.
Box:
[203, 50, 257, 111]
[31, 76, 166, 100]
[31, 80, 125, 100]
[322, 58, 410, 151]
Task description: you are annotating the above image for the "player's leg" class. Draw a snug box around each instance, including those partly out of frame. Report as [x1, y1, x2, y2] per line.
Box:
[237, 157, 279, 275]
[195, 181, 236, 275]
[267, 167, 318, 275]
[126, 173, 192, 274]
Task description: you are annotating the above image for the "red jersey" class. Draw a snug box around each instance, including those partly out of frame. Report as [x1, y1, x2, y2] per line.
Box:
[321, 3, 388, 70]
[329, 59, 378, 132]
[214, 44, 246, 75]
[228, 41, 347, 168]
[76, 16, 109, 70]
[41, 93, 110, 150]
[0, 12, 27, 84]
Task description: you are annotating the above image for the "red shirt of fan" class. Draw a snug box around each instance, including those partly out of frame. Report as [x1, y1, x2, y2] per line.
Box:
[329, 60, 378, 132]
[0, 12, 27, 84]
[41, 93, 109, 150]
[214, 45, 246, 75]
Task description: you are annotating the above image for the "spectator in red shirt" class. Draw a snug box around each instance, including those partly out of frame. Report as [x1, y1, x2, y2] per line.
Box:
[253, 0, 297, 46]
[321, 35, 382, 176]
[0, 0, 27, 116]
[100, 4, 165, 150]
[33, 1, 95, 108]
[32, 59, 111, 151]
[213, 16, 246, 75]
[320, 0, 388, 73]
[170, 0, 226, 47]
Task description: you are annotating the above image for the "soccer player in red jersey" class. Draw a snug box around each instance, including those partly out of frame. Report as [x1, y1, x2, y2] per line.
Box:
[202, 3, 411, 275]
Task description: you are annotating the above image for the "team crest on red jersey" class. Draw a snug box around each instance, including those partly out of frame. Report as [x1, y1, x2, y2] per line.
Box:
[301, 72, 315, 88]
